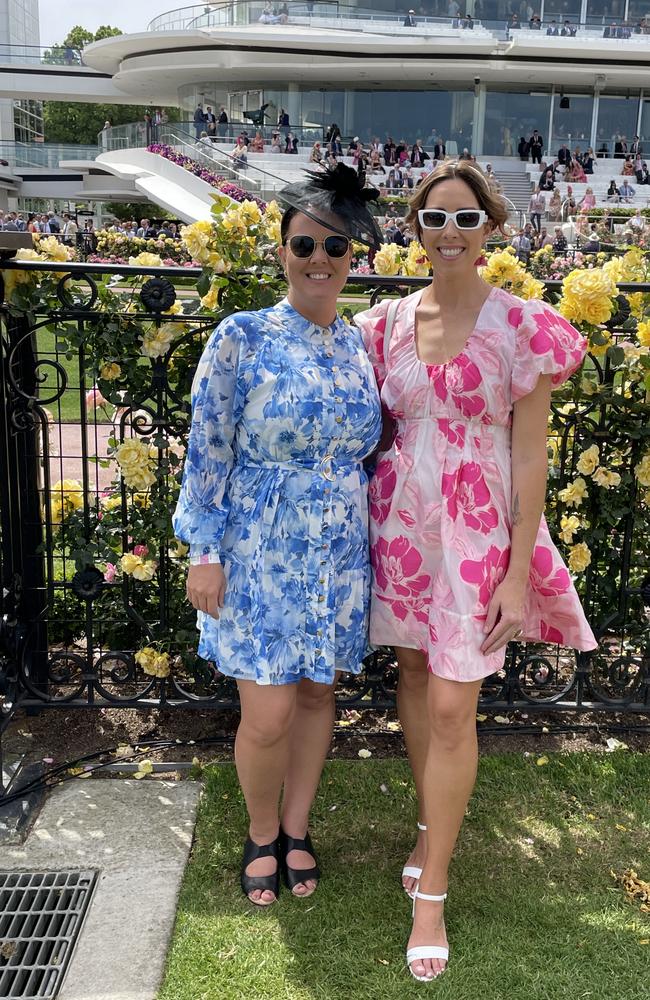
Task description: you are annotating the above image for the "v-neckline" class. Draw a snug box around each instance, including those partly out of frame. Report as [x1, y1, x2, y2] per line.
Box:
[412, 285, 496, 367]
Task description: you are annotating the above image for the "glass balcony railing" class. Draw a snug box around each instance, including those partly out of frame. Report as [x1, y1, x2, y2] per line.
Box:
[0, 44, 87, 66]
[0, 142, 99, 168]
[98, 120, 326, 150]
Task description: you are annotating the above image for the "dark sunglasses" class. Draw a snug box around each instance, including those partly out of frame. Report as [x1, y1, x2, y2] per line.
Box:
[284, 234, 351, 258]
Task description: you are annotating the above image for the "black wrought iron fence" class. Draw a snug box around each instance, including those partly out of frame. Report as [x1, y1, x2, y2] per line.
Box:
[0, 262, 648, 791]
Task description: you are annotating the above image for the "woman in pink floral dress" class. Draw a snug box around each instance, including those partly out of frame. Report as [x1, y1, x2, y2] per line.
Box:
[354, 161, 597, 983]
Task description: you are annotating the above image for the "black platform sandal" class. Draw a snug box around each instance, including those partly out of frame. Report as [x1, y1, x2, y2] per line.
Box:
[279, 827, 321, 895]
[240, 835, 280, 906]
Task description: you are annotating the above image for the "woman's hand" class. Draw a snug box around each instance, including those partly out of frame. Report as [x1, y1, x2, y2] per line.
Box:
[186, 564, 227, 619]
[480, 575, 526, 656]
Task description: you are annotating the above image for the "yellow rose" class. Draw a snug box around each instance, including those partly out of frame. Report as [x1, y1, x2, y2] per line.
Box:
[122, 465, 156, 491]
[634, 452, 650, 487]
[49, 479, 84, 523]
[169, 539, 189, 559]
[263, 218, 281, 244]
[637, 321, 650, 348]
[576, 445, 600, 476]
[626, 292, 645, 319]
[128, 252, 163, 267]
[102, 494, 122, 511]
[568, 542, 592, 573]
[200, 283, 220, 311]
[36, 235, 71, 262]
[592, 467, 621, 489]
[373, 243, 402, 276]
[558, 477, 588, 508]
[116, 439, 150, 470]
[559, 514, 581, 544]
[135, 648, 171, 678]
[264, 200, 282, 223]
[559, 268, 616, 326]
[120, 553, 141, 575]
[239, 200, 262, 226]
[100, 362, 121, 381]
[131, 559, 157, 581]
[207, 251, 231, 273]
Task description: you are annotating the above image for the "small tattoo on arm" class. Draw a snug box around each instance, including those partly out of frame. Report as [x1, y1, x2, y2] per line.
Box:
[512, 492, 523, 527]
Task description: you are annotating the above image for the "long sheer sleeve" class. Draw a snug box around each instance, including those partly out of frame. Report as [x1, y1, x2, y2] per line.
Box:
[173, 315, 247, 564]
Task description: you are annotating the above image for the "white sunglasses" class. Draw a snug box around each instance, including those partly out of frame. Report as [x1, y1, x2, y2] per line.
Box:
[418, 208, 487, 230]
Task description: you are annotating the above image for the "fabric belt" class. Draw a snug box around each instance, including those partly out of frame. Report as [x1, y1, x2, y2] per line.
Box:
[238, 455, 361, 481]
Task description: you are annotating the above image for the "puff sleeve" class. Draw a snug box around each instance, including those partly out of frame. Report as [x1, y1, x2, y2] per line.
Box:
[509, 298, 588, 403]
[353, 298, 392, 389]
[172, 314, 247, 564]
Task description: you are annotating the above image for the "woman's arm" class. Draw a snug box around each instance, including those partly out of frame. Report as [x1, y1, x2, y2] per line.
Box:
[481, 373, 552, 655]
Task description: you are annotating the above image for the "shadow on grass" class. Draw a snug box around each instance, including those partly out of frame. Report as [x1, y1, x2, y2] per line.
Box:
[159, 753, 650, 1000]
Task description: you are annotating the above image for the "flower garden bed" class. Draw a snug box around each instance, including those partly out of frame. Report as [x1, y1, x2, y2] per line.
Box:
[146, 143, 266, 209]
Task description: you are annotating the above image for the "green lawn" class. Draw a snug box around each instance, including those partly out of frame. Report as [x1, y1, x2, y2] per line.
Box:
[159, 752, 650, 1000]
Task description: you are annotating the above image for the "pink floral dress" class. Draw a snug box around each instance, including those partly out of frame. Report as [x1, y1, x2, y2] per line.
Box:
[354, 287, 598, 682]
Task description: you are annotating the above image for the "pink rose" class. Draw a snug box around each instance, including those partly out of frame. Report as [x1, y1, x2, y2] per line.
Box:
[104, 563, 116, 583]
[133, 544, 149, 557]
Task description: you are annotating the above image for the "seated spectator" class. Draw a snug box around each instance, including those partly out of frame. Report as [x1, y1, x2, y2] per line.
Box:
[636, 160, 649, 185]
[462, 13, 474, 28]
[546, 19, 559, 35]
[529, 15, 542, 28]
[547, 188, 562, 221]
[607, 180, 620, 202]
[617, 21, 631, 38]
[285, 132, 298, 154]
[309, 141, 323, 163]
[411, 139, 429, 167]
[614, 136, 628, 158]
[552, 226, 568, 251]
[347, 136, 360, 156]
[259, 2, 281, 24]
[250, 131, 265, 152]
[563, 185, 577, 218]
[622, 156, 636, 176]
[579, 187, 596, 213]
[507, 13, 521, 30]
[561, 19, 576, 36]
[540, 168, 555, 191]
[603, 21, 617, 38]
[566, 157, 587, 183]
[582, 148, 595, 174]
[232, 137, 248, 167]
[459, 147, 472, 160]
[403, 8, 417, 26]
[630, 209, 645, 229]
[269, 131, 282, 153]
[403, 166, 416, 189]
[619, 179, 635, 202]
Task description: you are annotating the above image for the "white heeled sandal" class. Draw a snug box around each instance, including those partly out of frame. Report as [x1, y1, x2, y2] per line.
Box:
[406, 889, 449, 982]
[401, 821, 426, 899]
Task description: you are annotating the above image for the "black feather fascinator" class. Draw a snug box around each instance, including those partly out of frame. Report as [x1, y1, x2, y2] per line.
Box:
[278, 162, 384, 249]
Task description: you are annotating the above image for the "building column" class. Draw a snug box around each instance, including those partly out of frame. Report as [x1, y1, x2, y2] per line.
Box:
[472, 84, 486, 156]
[589, 93, 599, 152]
[343, 90, 356, 137]
[287, 83, 301, 127]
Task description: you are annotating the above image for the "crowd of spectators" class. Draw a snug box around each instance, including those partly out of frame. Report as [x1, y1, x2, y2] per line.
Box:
[0, 210, 82, 241]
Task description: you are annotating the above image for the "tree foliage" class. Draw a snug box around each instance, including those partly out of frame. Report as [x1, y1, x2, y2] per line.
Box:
[42, 25, 178, 145]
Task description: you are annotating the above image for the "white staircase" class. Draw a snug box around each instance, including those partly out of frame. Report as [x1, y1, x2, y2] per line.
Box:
[497, 167, 534, 219]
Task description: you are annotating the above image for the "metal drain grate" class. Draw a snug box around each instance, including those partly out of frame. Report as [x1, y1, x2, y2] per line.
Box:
[0, 870, 98, 999]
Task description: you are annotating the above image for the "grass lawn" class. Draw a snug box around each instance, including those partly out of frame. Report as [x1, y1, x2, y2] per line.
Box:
[159, 752, 649, 1000]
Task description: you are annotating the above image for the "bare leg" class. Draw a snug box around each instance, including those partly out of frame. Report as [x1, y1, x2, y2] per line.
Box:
[408, 674, 483, 980]
[395, 646, 430, 895]
[280, 674, 338, 896]
[235, 680, 298, 904]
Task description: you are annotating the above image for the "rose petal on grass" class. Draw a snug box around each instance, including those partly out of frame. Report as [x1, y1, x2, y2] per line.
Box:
[358, 748, 372, 759]
[606, 737, 629, 751]
[536, 756, 549, 766]
[476, 714, 488, 722]
[494, 715, 510, 724]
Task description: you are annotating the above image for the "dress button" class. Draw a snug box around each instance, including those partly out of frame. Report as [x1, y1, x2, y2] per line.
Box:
[315, 648, 322, 656]
[319, 578, 325, 585]
[326, 351, 334, 358]
[318, 595, 325, 602]
[335, 415, 343, 423]
[332, 365, 339, 372]
[335, 396, 343, 403]
[317, 628, 323, 637]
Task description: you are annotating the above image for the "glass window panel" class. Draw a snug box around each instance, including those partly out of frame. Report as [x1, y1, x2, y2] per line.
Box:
[484, 91, 551, 156]
[551, 95, 594, 151]
[596, 96, 640, 157]
[638, 99, 650, 143]
[585, 0, 626, 23]
[627, 0, 650, 25]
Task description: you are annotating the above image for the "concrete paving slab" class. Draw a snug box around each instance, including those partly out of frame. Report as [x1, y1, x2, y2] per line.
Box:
[3, 778, 201, 1000]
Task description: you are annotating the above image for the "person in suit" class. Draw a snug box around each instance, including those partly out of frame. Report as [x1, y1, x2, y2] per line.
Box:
[517, 136, 529, 161]
[630, 136, 643, 157]
[433, 138, 446, 160]
[546, 19, 559, 34]
[411, 140, 429, 167]
[403, 9, 417, 26]
[561, 19, 577, 36]
[529, 131, 543, 165]
[614, 136, 628, 158]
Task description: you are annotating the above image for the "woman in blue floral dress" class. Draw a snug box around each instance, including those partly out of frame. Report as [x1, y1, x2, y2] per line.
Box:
[173, 165, 383, 905]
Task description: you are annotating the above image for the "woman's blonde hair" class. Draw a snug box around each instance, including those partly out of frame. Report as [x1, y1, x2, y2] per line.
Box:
[406, 160, 509, 239]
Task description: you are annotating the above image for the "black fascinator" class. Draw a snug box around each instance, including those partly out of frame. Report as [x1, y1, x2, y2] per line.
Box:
[278, 163, 384, 250]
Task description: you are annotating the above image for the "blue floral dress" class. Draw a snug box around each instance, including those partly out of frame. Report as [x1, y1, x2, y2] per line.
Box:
[173, 298, 382, 685]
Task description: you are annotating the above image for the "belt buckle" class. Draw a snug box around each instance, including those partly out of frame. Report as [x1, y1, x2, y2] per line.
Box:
[320, 454, 335, 481]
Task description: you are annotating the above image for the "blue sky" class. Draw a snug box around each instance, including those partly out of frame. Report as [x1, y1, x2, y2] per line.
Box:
[39, 0, 168, 46]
